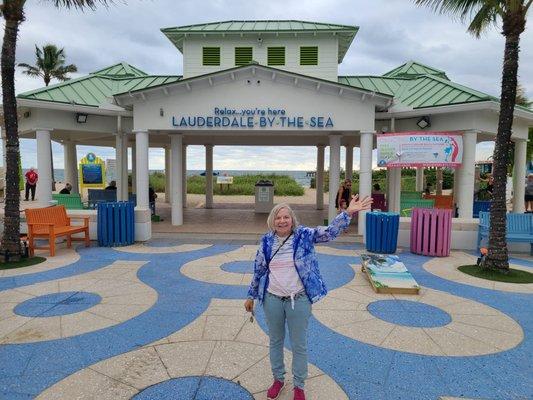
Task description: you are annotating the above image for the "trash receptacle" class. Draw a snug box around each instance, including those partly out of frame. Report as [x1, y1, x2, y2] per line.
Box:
[255, 180, 274, 213]
[410, 208, 452, 257]
[97, 201, 135, 247]
[365, 212, 400, 254]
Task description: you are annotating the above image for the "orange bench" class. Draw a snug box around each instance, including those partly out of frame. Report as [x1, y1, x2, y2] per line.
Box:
[423, 194, 454, 210]
[25, 205, 90, 256]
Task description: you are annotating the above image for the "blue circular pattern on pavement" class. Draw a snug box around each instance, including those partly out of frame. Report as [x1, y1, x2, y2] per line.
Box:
[220, 261, 253, 274]
[14, 291, 102, 317]
[367, 299, 452, 328]
[132, 376, 254, 400]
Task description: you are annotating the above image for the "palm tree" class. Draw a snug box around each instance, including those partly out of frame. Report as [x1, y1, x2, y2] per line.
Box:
[18, 44, 78, 190]
[414, 0, 531, 272]
[18, 44, 77, 86]
[0, 0, 110, 262]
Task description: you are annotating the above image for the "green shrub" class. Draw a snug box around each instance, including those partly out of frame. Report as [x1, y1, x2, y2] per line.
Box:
[149, 171, 166, 192]
[186, 174, 304, 196]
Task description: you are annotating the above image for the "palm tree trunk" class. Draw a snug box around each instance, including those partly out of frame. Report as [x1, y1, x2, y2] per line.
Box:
[484, 16, 524, 272]
[1, 14, 23, 262]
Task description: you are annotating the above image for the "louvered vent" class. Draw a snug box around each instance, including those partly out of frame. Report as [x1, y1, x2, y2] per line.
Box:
[235, 47, 253, 66]
[267, 47, 285, 66]
[300, 46, 318, 66]
[203, 47, 220, 66]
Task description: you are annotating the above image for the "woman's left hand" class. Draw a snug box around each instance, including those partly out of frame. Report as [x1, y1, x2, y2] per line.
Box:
[346, 194, 373, 215]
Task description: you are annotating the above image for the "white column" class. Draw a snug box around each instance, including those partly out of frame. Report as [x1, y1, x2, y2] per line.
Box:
[415, 167, 424, 192]
[63, 140, 79, 194]
[513, 138, 527, 213]
[345, 144, 354, 182]
[170, 134, 183, 225]
[36, 129, 52, 206]
[182, 144, 187, 207]
[457, 130, 477, 218]
[115, 132, 127, 201]
[121, 135, 129, 201]
[135, 131, 149, 209]
[388, 168, 401, 213]
[358, 132, 373, 235]
[164, 147, 171, 203]
[328, 134, 341, 223]
[316, 145, 325, 210]
[131, 143, 137, 194]
[205, 144, 214, 209]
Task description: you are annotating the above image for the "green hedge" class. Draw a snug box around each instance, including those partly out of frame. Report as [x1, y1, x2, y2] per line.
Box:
[310, 168, 453, 192]
[149, 172, 304, 196]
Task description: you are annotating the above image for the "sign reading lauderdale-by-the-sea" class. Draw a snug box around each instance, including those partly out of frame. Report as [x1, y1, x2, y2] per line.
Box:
[171, 107, 334, 129]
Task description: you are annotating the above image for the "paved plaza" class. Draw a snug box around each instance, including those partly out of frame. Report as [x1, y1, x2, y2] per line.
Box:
[0, 240, 531, 399]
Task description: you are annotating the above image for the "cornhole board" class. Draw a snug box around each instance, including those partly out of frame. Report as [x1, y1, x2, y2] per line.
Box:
[360, 254, 420, 295]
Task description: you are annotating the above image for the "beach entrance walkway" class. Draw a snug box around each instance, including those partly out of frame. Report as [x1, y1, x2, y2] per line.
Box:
[152, 190, 361, 237]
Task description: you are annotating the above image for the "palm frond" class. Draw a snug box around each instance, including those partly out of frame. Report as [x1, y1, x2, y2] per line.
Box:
[17, 63, 43, 77]
[414, 0, 506, 36]
[50, 0, 113, 10]
[468, 2, 499, 37]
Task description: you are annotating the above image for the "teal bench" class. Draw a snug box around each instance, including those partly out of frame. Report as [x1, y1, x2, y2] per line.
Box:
[400, 199, 435, 217]
[52, 193, 88, 210]
[477, 212, 533, 255]
[401, 191, 423, 200]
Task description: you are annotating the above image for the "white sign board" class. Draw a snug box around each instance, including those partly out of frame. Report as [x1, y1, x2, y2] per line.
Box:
[377, 132, 463, 168]
[216, 176, 234, 184]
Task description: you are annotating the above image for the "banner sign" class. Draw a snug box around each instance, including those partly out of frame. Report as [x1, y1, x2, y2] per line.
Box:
[172, 107, 334, 129]
[216, 176, 233, 184]
[377, 132, 463, 168]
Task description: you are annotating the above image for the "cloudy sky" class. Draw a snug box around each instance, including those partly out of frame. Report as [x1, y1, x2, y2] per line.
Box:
[4, 0, 533, 171]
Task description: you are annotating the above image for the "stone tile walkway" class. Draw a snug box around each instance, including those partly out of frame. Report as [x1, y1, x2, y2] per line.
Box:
[0, 240, 531, 399]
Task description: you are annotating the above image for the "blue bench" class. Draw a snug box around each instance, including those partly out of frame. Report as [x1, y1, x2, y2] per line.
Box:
[88, 189, 117, 209]
[477, 212, 533, 255]
[473, 201, 491, 218]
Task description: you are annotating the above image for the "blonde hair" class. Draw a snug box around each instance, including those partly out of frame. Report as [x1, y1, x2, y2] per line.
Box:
[267, 203, 299, 232]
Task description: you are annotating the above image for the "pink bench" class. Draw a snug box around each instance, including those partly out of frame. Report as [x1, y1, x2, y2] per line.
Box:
[410, 208, 452, 257]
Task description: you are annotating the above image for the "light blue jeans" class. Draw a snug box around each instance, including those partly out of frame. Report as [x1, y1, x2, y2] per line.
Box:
[263, 291, 312, 389]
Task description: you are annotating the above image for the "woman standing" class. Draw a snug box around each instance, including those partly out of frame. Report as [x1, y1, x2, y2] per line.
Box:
[244, 195, 372, 400]
[335, 178, 352, 211]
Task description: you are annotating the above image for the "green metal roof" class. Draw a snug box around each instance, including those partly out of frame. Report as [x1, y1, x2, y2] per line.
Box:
[17, 63, 181, 107]
[89, 62, 148, 78]
[339, 60, 499, 110]
[161, 20, 358, 63]
[19, 59, 527, 114]
[337, 76, 407, 96]
[393, 75, 492, 108]
[383, 61, 449, 80]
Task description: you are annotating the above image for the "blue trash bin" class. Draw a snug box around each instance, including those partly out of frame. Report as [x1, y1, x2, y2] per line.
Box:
[365, 212, 400, 254]
[97, 201, 135, 247]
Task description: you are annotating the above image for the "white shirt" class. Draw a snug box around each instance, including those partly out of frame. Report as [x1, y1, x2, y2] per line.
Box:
[267, 235, 304, 299]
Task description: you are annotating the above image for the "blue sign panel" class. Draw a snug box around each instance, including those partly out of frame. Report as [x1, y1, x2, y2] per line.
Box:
[82, 164, 103, 184]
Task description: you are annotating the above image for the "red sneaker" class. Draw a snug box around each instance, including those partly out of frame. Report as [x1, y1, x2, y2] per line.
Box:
[293, 387, 306, 400]
[267, 380, 285, 399]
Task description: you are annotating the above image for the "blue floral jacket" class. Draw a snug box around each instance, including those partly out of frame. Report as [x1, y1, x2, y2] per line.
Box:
[247, 211, 351, 304]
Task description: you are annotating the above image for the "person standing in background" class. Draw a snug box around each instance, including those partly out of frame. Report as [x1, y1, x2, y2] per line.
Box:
[525, 173, 533, 212]
[24, 167, 38, 201]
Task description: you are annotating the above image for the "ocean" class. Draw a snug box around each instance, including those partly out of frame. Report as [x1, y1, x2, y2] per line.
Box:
[27, 169, 315, 188]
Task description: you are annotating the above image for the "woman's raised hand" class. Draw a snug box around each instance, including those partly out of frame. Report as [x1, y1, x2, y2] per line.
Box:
[346, 194, 373, 215]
